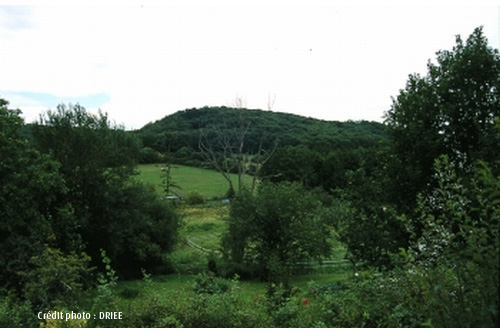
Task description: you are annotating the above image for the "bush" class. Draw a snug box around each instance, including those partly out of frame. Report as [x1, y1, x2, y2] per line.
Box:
[118, 275, 270, 328]
[119, 288, 141, 299]
[22, 247, 91, 313]
[139, 147, 164, 163]
[185, 191, 205, 205]
[179, 276, 270, 327]
[192, 273, 231, 295]
[0, 295, 38, 328]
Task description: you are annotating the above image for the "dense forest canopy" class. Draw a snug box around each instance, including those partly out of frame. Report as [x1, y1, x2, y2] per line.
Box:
[135, 106, 387, 163]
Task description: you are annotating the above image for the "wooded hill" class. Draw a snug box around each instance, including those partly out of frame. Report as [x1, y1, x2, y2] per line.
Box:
[135, 106, 387, 164]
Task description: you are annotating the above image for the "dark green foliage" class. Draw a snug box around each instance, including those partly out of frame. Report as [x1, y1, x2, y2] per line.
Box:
[32, 104, 139, 236]
[32, 104, 179, 278]
[320, 145, 409, 268]
[319, 149, 363, 189]
[222, 182, 332, 284]
[185, 190, 205, 205]
[119, 287, 140, 299]
[95, 181, 180, 278]
[136, 106, 386, 165]
[260, 145, 322, 187]
[261, 144, 390, 194]
[22, 247, 91, 313]
[0, 99, 80, 288]
[192, 273, 231, 295]
[385, 27, 500, 210]
[33, 104, 140, 204]
[315, 156, 499, 328]
[404, 156, 499, 326]
[0, 296, 38, 328]
[139, 146, 164, 163]
[1, 99, 182, 327]
[341, 169, 408, 268]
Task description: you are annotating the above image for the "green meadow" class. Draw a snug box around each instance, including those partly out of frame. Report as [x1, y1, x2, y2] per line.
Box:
[136, 164, 254, 199]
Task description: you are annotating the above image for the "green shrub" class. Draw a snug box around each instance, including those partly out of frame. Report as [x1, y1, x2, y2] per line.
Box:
[0, 295, 38, 328]
[119, 288, 140, 299]
[118, 275, 270, 328]
[185, 191, 205, 205]
[22, 247, 91, 313]
[179, 277, 270, 327]
[192, 273, 231, 295]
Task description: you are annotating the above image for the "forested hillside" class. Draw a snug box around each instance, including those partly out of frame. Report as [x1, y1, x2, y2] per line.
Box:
[135, 107, 387, 165]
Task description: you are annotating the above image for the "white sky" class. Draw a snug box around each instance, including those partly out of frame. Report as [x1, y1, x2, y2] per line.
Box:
[1, 3, 499, 129]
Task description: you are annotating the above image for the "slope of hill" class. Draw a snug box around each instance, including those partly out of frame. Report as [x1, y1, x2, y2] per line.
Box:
[135, 106, 387, 159]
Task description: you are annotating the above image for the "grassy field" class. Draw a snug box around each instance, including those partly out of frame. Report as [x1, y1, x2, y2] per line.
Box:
[181, 205, 228, 251]
[166, 205, 230, 275]
[136, 164, 254, 199]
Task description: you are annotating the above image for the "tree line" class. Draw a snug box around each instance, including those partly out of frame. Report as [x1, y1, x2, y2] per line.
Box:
[0, 101, 180, 323]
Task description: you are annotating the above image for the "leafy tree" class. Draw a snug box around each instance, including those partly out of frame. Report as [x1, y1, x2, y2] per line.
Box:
[221, 182, 332, 285]
[402, 155, 499, 326]
[334, 154, 499, 327]
[34, 103, 139, 183]
[320, 144, 408, 269]
[94, 180, 180, 278]
[319, 149, 361, 190]
[32, 104, 179, 278]
[260, 145, 322, 188]
[385, 27, 500, 210]
[0, 99, 80, 288]
[139, 146, 164, 164]
[338, 167, 407, 269]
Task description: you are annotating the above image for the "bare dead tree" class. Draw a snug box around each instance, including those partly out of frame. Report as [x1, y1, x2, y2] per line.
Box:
[267, 93, 276, 111]
[249, 136, 278, 191]
[198, 107, 251, 196]
[233, 96, 247, 109]
[198, 97, 277, 196]
[198, 123, 237, 196]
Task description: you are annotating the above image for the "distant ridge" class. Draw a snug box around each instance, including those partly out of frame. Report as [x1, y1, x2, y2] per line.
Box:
[135, 106, 387, 156]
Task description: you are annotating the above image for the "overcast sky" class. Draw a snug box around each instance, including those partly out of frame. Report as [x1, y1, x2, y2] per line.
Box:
[1, 3, 499, 129]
